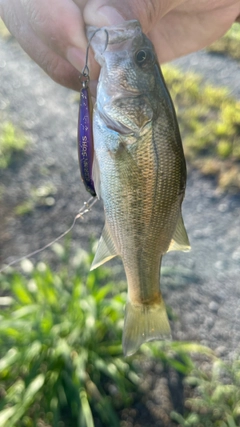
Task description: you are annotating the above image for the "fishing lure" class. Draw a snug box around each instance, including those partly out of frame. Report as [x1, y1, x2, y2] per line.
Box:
[77, 29, 108, 197]
[78, 64, 96, 197]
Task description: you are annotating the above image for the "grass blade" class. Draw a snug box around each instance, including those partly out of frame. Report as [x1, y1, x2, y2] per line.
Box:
[79, 388, 94, 427]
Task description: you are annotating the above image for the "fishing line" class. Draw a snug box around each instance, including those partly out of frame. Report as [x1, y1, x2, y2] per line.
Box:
[0, 196, 98, 274]
[1, 29, 107, 274]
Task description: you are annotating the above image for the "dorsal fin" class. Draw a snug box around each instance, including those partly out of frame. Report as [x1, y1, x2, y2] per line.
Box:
[167, 214, 191, 253]
[90, 223, 118, 270]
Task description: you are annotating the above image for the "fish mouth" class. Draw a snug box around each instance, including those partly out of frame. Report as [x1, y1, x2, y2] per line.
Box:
[87, 20, 142, 54]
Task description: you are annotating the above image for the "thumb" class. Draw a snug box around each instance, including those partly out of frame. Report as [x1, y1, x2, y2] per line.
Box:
[83, 0, 187, 32]
[83, 0, 134, 27]
[82, 0, 160, 93]
[83, 0, 134, 91]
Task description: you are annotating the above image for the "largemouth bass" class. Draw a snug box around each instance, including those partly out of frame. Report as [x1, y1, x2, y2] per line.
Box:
[87, 20, 190, 356]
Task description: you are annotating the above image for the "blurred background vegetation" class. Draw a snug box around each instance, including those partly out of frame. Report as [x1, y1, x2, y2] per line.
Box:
[1, 19, 240, 427]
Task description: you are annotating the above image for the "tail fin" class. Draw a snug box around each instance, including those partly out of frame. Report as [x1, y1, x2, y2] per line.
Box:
[122, 299, 171, 357]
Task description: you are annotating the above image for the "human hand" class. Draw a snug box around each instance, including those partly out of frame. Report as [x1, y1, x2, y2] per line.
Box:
[0, 0, 240, 93]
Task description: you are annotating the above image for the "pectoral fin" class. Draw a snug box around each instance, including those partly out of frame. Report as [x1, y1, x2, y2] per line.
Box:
[167, 214, 191, 253]
[92, 153, 101, 199]
[90, 224, 118, 271]
[104, 96, 153, 133]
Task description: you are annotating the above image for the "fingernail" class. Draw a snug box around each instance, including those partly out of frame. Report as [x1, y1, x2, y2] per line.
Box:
[94, 6, 125, 26]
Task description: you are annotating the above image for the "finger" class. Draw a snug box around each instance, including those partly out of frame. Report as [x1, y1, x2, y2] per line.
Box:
[149, 3, 240, 64]
[82, 0, 186, 33]
[21, 32, 82, 90]
[20, 0, 87, 57]
[20, 0, 101, 78]
[89, 79, 98, 97]
[1, 0, 81, 90]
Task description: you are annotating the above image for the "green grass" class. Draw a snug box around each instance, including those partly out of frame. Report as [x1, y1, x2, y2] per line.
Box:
[0, 248, 135, 427]
[1, 243, 239, 427]
[171, 358, 240, 426]
[14, 183, 57, 215]
[162, 65, 240, 192]
[207, 23, 240, 61]
[0, 121, 28, 169]
[0, 243, 213, 427]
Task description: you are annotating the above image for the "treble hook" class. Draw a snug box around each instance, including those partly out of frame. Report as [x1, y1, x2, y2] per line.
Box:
[80, 28, 109, 85]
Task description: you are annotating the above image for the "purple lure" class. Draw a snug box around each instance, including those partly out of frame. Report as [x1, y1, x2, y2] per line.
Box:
[78, 85, 96, 197]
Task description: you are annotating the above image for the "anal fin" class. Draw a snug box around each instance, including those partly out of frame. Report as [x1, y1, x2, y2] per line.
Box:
[167, 213, 191, 253]
[122, 299, 171, 357]
[90, 223, 118, 271]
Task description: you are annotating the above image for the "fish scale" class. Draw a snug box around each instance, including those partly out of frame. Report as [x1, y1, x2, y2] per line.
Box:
[88, 20, 190, 356]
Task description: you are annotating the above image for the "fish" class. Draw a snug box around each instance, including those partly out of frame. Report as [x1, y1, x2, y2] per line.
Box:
[87, 20, 190, 357]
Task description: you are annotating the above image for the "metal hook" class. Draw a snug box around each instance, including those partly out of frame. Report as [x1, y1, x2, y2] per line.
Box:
[79, 28, 109, 86]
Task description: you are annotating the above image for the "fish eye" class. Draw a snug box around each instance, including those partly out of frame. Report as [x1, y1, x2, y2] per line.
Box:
[135, 49, 154, 67]
[136, 50, 147, 63]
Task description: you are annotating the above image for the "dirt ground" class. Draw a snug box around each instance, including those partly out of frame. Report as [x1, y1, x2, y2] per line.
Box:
[1, 35, 240, 426]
